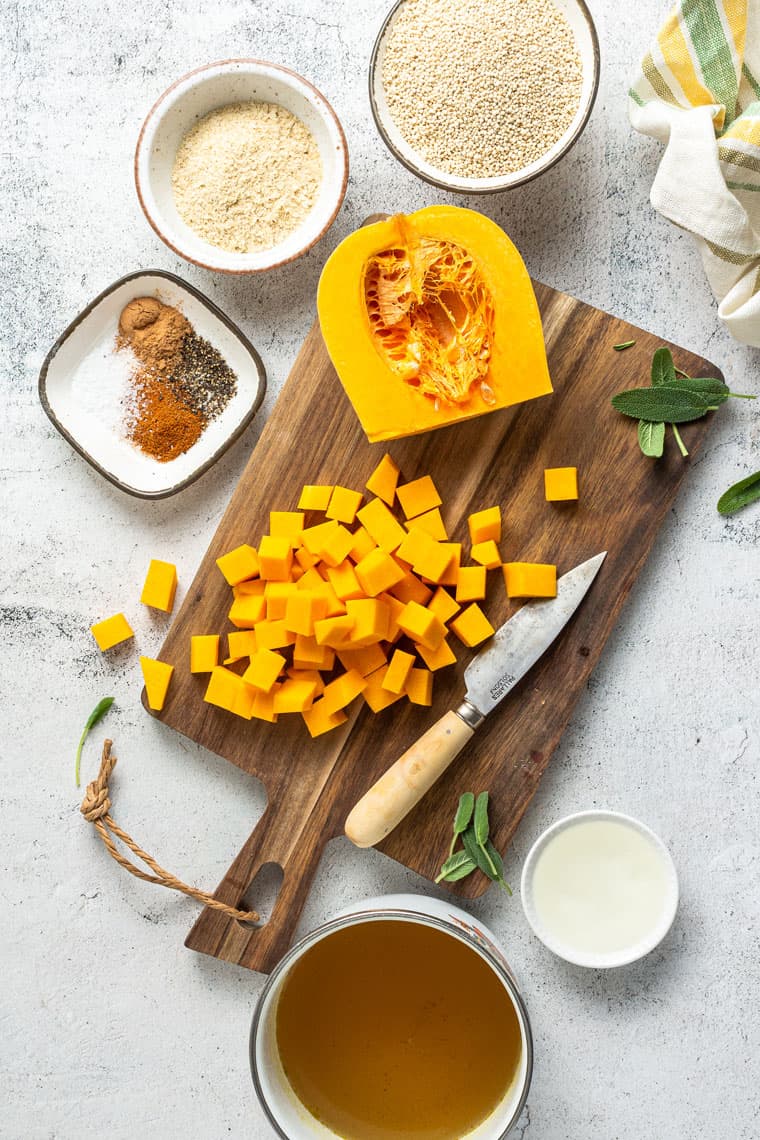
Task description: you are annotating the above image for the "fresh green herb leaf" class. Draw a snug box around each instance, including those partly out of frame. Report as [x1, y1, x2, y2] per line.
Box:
[717, 469, 760, 515]
[473, 791, 490, 846]
[651, 347, 676, 387]
[75, 697, 114, 787]
[484, 840, 513, 895]
[613, 340, 635, 352]
[611, 386, 710, 423]
[435, 851, 477, 883]
[672, 376, 730, 405]
[462, 827, 495, 878]
[638, 419, 665, 457]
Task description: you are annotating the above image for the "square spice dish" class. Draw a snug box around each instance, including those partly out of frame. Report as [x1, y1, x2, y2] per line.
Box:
[39, 269, 266, 499]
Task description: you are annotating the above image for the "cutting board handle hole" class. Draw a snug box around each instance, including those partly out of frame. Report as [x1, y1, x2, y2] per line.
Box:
[238, 862, 284, 928]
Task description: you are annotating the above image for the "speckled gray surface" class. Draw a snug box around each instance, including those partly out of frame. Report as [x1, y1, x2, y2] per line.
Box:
[3, 1, 760, 1137]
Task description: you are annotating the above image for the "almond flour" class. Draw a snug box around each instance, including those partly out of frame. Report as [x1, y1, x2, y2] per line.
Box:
[171, 101, 322, 253]
[381, 0, 584, 179]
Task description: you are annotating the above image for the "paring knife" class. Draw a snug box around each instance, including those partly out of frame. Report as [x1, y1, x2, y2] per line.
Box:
[344, 551, 607, 849]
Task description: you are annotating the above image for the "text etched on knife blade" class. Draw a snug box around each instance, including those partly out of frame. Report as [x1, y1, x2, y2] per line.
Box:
[490, 674, 516, 701]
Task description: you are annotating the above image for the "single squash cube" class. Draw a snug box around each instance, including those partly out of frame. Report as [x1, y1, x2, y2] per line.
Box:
[354, 547, 407, 597]
[336, 643, 387, 677]
[317, 524, 355, 568]
[345, 597, 391, 646]
[365, 453, 400, 506]
[427, 586, 460, 625]
[396, 475, 442, 519]
[470, 540, 501, 569]
[242, 648, 286, 693]
[544, 466, 579, 501]
[302, 700, 348, 738]
[216, 543, 260, 586]
[378, 592, 407, 643]
[326, 485, 364, 525]
[301, 518, 339, 555]
[397, 601, 445, 651]
[204, 667, 255, 718]
[456, 565, 487, 603]
[389, 573, 433, 607]
[407, 507, 448, 542]
[293, 634, 334, 671]
[190, 634, 220, 673]
[228, 594, 266, 629]
[295, 545, 321, 571]
[314, 614, 355, 646]
[251, 688, 279, 723]
[450, 603, 496, 647]
[284, 591, 329, 637]
[90, 613, 134, 651]
[468, 506, 501, 545]
[264, 581, 298, 621]
[227, 630, 257, 661]
[503, 562, 557, 599]
[140, 656, 174, 711]
[326, 559, 364, 601]
[273, 678, 318, 714]
[287, 667, 325, 696]
[416, 637, 457, 671]
[233, 578, 266, 597]
[298, 484, 333, 511]
[258, 535, 294, 581]
[140, 559, 178, 613]
[269, 511, 305, 546]
[321, 669, 367, 715]
[348, 525, 377, 563]
[362, 665, 404, 712]
[382, 649, 415, 694]
[255, 620, 297, 651]
[356, 498, 407, 553]
[405, 667, 433, 706]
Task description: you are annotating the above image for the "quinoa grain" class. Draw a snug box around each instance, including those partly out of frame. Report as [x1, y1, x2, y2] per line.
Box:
[380, 0, 584, 179]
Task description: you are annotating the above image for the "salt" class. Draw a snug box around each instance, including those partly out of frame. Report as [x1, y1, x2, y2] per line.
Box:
[70, 334, 136, 436]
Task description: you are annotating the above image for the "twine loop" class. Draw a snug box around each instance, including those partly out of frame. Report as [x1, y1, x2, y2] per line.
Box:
[79, 740, 259, 924]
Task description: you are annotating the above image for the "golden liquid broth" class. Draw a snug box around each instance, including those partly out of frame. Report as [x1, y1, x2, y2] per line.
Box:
[275, 920, 521, 1140]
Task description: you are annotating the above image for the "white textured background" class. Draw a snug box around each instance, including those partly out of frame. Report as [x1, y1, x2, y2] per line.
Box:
[3, 1, 759, 1137]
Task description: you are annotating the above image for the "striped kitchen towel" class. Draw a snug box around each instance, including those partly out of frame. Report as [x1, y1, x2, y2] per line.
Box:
[629, 0, 760, 346]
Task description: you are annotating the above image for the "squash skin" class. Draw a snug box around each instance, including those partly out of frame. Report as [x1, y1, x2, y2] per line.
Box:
[317, 206, 552, 443]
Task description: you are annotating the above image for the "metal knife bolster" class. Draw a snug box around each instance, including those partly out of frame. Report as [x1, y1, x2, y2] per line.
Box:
[455, 699, 485, 730]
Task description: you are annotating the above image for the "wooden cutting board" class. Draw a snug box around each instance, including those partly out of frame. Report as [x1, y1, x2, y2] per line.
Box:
[152, 282, 721, 974]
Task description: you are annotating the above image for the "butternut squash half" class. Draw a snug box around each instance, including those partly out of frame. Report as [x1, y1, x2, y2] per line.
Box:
[317, 206, 552, 443]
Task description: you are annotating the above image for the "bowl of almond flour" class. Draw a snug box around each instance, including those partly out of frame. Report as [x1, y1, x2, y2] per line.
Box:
[370, 0, 599, 193]
[135, 60, 349, 273]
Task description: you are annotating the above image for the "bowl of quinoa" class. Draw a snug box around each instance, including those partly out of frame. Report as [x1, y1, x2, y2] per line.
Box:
[370, 0, 599, 193]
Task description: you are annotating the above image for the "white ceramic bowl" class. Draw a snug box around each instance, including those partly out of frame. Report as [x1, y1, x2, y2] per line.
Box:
[135, 60, 349, 274]
[39, 270, 266, 499]
[369, 0, 600, 193]
[521, 810, 679, 969]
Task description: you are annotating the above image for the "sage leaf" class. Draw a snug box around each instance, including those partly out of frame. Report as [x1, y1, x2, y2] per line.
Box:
[447, 792, 475, 857]
[638, 419, 665, 457]
[473, 791, 490, 846]
[484, 840, 513, 895]
[717, 469, 760, 516]
[75, 696, 114, 787]
[672, 376, 730, 405]
[611, 386, 710, 423]
[462, 827, 497, 880]
[651, 346, 676, 387]
[613, 340, 635, 351]
[436, 851, 477, 883]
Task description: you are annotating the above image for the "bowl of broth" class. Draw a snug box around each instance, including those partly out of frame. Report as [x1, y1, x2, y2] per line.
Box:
[250, 894, 532, 1139]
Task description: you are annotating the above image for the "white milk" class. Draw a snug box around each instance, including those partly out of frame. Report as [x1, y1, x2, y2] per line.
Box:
[525, 814, 678, 965]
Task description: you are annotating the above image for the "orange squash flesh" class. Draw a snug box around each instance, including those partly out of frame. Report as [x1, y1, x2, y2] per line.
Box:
[317, 206, 552, 442]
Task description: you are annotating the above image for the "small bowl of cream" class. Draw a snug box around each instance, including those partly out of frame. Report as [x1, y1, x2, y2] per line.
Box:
[135, 60, 348, 274]
[521, 810, 679, 968]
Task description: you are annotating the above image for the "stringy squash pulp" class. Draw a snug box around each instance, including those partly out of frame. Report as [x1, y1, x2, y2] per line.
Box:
[318, 206, 551, 442]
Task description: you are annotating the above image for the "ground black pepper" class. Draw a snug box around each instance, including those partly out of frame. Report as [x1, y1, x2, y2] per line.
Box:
[168, 331, 238, 419]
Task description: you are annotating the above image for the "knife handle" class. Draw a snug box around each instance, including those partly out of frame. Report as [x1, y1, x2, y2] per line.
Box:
[344, 709, 475, 849]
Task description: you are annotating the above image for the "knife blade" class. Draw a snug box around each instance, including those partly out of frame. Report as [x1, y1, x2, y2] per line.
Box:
[344, 551, 606, 849]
